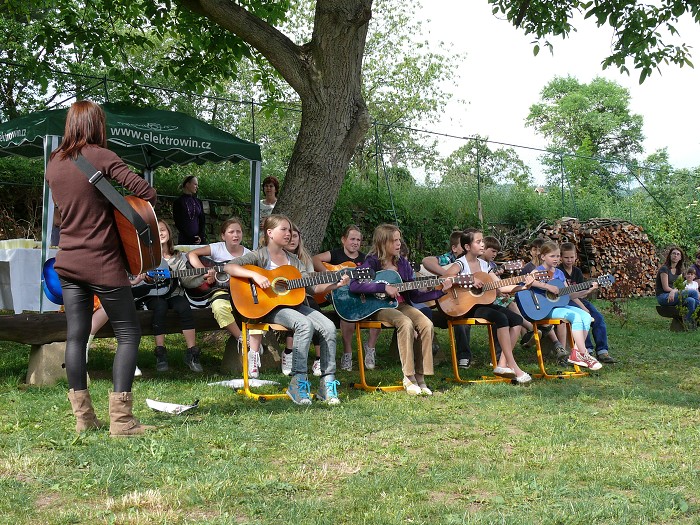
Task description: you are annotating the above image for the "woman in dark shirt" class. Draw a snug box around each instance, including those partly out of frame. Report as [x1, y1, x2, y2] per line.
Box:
[656, 245, 699, 327]
[173, 175, 206, 245]
[46, 100, 157, 436]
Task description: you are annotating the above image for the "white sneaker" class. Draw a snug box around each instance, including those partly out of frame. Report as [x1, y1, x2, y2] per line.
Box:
[364, 347, 376, 370]
[458, 358, 470, 369]
[340, 353, 352, 371]
[134, 365, 142, 378]
[281, 351, 293, 376]
[312, 359, 322, 376]
[248, 350, 260, 378]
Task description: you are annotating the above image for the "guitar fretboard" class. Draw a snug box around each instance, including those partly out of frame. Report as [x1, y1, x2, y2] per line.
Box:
[167, 266, 225, 278]
[480, 271, 548, 292]
[284, 269, 365, 290]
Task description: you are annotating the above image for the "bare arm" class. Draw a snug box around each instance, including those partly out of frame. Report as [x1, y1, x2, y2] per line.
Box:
[312, 251, 331, 272]
[187, 245, 212, 268]
[422, 256, 447, 276]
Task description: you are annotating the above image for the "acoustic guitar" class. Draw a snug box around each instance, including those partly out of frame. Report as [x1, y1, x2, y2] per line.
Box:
[131, 263, 226, 300]
[515, 274, 616, 321]
[312, 261, 360, 305]
[113, 195, 161, 275]
[331, 269, 473, 322]
[438, 270, 550, 318]
[229, 265, 375, 319]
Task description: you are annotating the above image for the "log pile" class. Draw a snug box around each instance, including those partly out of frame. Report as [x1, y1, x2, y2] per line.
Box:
[510, 218, 657, 299]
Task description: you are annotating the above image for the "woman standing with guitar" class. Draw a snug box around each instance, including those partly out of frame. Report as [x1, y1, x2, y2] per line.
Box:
[312, 225, 380, 372]
[131, 221, 202, 372]
[442, 229, 536, 384]
[224, 214, 349, 405]
[349, 224, 453, 396]
[46, 100, 156, 436]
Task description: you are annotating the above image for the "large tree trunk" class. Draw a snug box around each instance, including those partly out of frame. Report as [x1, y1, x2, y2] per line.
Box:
[276, 2, 372, 251]
[185, 0, 373, 252]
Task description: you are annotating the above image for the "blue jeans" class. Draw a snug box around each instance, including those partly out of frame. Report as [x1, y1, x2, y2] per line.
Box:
[657, 290, 699, 321]
[569, 299, 609, 354]
[264, 305, 336, 376]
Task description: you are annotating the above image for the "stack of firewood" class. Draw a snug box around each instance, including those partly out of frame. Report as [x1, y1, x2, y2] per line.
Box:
[523, 218, 658, 299]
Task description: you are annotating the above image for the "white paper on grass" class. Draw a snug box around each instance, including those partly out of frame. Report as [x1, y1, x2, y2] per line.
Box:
[208, 379, 280, 389]
[146, 398, 199, 415]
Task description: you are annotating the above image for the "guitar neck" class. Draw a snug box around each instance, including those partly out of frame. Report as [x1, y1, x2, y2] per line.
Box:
[480, 274, 527, 292]
[169, 266, 225, 278]
[559, 280, 595, 296]
[286, 270, 351, 290]
[395, 276, 448, 292]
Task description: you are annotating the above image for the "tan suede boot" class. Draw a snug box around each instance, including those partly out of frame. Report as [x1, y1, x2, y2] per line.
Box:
[108, 391, 155, 437]
[67, 388, 104, 433]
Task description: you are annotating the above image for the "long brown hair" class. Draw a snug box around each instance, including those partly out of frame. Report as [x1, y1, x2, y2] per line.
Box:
[159, 220, 176, 256]
[50, 101, 107, 161]
[664, 245, 685, 273]
[288, 223, 313, 268]
[369, 223, 401, 268]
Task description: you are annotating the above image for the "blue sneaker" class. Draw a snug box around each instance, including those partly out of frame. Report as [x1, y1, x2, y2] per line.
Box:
[316, 375, 341, 405]
[287, 374, 312, 405]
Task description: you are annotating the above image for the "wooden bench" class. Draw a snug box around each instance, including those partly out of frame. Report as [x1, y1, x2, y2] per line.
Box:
[0, 308, 282, 385]
[655, 305, 686, 332]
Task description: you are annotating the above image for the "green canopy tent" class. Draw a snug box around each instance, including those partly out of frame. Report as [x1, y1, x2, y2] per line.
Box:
[0, 102, 263, 311]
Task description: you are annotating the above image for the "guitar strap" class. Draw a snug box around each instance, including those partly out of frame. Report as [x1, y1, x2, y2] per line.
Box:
[73, 155, 155, 249]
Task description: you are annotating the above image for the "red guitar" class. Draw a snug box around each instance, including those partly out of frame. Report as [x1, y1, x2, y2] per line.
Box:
[183, 256, 232, 302]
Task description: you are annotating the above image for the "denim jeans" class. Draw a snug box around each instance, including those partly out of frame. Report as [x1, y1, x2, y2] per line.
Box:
[569, 299, 609, 354]
[264, 305, 336, 376]
[657, 290, 700, 321]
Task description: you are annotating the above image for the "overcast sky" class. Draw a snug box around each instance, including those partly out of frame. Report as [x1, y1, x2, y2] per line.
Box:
[416, 1, 700, 183]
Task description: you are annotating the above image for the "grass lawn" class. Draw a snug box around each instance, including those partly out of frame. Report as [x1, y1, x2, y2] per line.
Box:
[1, 297, 699, 524]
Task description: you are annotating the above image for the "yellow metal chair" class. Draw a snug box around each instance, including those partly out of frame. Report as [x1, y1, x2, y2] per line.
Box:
[352, 320, 406, 392]
[446, 317, 513, 384]
[238, 321, 295, 402]
[530, 319, 588, 379]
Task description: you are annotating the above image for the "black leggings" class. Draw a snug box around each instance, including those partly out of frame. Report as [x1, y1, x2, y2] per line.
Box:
[467, 303, 523, 329]
[143, 294, 195, 335]
[61, 278, 140, 392]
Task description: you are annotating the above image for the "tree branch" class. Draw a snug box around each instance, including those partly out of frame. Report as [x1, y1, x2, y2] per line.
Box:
[178, 0, 310, 94]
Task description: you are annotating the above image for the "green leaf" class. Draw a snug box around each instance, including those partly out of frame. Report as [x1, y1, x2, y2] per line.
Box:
[533, 44, 540, 56]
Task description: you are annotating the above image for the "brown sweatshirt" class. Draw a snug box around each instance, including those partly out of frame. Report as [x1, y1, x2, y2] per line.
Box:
[46, 144, 157, 287]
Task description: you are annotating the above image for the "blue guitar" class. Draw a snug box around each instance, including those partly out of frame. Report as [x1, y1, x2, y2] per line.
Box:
[332, 269, 473, 322]
[515, 274, 615, 321]
[42, 257, 63, 305]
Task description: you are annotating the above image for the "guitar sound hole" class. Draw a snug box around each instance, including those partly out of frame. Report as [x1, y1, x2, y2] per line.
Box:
[273, 280, 289, 294]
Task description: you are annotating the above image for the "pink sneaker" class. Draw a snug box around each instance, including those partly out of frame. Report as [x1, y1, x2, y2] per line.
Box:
[579, 352, 603, 371]
[567, 348, 587, 367]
